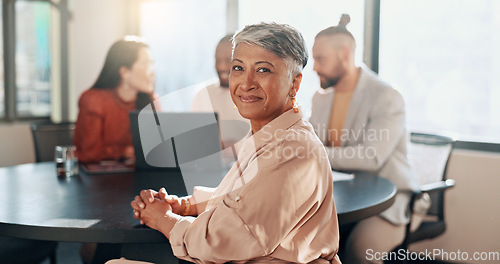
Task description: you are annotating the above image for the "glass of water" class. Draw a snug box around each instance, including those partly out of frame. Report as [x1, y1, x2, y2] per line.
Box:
[55, 145, 78, 177]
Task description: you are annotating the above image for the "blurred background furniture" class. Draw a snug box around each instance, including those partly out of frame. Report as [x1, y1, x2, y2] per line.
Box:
[0, 121, 75, 264]
[388, 132, 457, 263]
[30, 121, 75, 162]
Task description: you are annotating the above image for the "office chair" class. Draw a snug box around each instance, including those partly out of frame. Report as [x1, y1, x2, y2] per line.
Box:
[388, 132, 456, 263]
[0, 121, 75, 264]
[30, 121, 75, 162]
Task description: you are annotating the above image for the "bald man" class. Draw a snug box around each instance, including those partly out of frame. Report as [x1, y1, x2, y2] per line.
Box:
[309, 19, 430, 264]
[191, 34, 249, 147]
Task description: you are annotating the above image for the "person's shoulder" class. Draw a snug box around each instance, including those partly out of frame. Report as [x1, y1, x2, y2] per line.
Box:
[276, 120, 324, 151]
[311, 87, 334, 110]
[312, 86, 334, 98]
[360, 67, 403, 101]
[191, 79, 219, 100]
[267, 121, 329, 176]
[206, 81, 223, 91]
[78, 88, 110, 112]
[361, 67, 391, 89]
[80, 88, 112, 99]
[193, 78, 219, 92]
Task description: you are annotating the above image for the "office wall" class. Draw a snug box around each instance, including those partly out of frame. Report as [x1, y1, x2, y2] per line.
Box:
[0, 124, 35, 166]
[411, 149, 500, 264]
[68, 0, 133, 121]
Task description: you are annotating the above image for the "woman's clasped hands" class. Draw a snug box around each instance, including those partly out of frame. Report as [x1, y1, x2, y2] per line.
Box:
[130, 188, 185, 235]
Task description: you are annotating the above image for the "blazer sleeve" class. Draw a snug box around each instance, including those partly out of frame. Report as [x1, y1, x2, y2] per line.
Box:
[169, 136, 331, 264]
[327, 89, 406, 171]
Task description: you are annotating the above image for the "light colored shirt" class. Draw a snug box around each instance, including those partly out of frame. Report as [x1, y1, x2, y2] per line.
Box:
[328, 89, 355, 147]
[170, 109, 341, 264]
[191, 81, 250, 146]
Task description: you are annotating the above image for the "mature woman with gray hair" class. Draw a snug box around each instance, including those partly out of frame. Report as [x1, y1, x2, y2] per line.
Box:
[109, 22, 341, 264]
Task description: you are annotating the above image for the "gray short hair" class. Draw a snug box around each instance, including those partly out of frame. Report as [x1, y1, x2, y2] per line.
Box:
[232, 22, 308, 78]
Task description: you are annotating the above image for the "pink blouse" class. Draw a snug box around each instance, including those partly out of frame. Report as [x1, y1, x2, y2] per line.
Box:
[169, 109, 341, 264]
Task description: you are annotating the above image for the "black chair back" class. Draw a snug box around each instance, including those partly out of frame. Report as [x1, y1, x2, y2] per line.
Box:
[30, 121, 75, 162]
[408, 132, 455, 220]
[388, 132, 457, 263]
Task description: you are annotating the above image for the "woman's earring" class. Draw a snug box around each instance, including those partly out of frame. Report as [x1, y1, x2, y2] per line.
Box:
[291, 97, 299, 113]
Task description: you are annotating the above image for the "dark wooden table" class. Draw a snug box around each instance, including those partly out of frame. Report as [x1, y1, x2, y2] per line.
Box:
[334, 171, 396, 224]
[0, 162, 395, 261]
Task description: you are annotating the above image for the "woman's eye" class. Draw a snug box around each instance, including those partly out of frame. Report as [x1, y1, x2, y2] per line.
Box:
[232, 65, 243, 71]
[257, 68, 271, 73]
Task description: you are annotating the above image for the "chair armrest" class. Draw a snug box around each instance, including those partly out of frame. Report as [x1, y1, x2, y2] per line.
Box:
[420, 179, 456, 193]
[402, 179, 456, 248]
[407, 179, 456, 215]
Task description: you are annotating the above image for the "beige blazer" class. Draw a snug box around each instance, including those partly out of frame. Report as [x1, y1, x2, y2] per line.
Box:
[309, 66, 419, 225]
[170, 109, 341, 264]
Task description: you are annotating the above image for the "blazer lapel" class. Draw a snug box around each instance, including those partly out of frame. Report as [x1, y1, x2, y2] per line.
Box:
[342, 68, 368, 147]
[313, 88, 335, 145]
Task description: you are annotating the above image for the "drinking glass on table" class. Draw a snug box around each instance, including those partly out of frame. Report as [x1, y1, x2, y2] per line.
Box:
[55, 145, 78, 177]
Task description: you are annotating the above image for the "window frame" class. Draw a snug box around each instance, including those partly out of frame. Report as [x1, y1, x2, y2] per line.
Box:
[0, 0, 69, 122]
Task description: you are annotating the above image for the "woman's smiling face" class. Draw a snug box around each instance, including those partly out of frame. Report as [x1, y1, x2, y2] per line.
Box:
[230, 43, 300, 131]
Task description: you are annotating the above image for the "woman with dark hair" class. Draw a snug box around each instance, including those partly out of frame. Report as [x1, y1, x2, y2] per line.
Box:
[74, 36, 156, 163]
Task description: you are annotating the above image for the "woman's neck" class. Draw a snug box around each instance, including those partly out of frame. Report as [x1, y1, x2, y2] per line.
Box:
[250, 104, 293, 134]
[115, 83, 138, 103]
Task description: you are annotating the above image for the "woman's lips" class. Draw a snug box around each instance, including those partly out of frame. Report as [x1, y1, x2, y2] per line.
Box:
[239, 95, 262, 103]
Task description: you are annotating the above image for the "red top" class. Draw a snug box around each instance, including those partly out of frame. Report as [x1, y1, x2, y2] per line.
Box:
[73, 88, 136, 163]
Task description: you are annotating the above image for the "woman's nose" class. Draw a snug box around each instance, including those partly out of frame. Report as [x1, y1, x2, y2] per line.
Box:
[239, 72, 257, 91]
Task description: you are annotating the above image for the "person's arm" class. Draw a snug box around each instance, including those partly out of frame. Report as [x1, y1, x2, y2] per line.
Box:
[190, 186, 215, 214]
[74, 93, 111, 163]
[327, 89, 406, 171]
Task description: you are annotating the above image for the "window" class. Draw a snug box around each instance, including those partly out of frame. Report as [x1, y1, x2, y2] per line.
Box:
[140, 0, 227, 111]
[15, 1, 51, 117]
[139, 0, 364, 114]
[238, 0, 365, 119]
[379, 0, 500, 141]
[1, 0, 52, 121]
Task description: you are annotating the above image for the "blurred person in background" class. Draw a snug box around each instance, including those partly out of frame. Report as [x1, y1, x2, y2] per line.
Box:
[310, 15, 430, 264]
[191, 34, 250, 148]
[74, 36, 157, 164]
